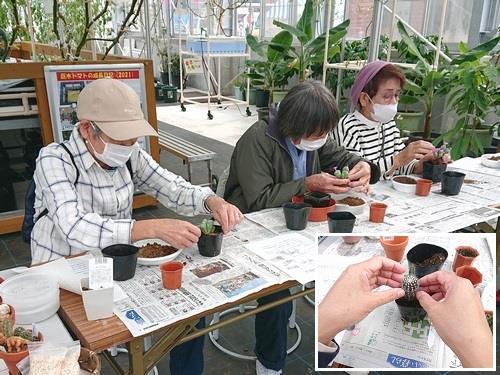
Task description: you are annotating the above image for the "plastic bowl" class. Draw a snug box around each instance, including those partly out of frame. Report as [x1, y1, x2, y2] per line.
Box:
[134, 239, 182, 266]
[0, 273, 59, 324]
[481, 154, 500, 169]
[392, 176, 417, 193]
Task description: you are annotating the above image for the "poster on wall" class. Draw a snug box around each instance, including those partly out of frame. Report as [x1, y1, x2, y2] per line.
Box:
[44, 64, 150, 152]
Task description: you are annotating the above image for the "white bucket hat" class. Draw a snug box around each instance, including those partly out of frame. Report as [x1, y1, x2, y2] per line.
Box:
[77, 78, 158, 140]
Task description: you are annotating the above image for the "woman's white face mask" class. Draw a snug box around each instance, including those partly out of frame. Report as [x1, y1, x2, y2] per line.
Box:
[295, 135, 328, 151]
[369, 97, 398, 123]
[88, 125, 137, 167]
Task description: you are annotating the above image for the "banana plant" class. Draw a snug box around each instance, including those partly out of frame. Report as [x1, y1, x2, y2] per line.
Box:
[245, 30, 294, 105]
[270, 0, 349, 81]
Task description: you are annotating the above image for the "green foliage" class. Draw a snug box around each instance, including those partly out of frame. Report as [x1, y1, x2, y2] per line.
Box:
[319, 35, 389, 101]
[200, 219, 216, 235]
[395, 21, 450, 139]
[13, 327, 33, 341]
[245, 30, 294, 102]
[434, 36, 500, 158]
[268, 0, 349, 81]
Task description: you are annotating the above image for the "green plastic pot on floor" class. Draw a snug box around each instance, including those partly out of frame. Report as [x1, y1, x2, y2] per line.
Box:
[272, 90, 288, 103]
[248, 88, 256, 105]
[162, 85, 178, 103]
[396, 111, 424, 133]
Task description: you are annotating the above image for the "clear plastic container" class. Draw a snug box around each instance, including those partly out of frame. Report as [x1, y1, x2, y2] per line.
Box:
[0, 273, 60, 324]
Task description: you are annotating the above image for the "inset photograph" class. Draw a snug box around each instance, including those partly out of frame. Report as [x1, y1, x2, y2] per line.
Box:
[316, 234, 495, 370]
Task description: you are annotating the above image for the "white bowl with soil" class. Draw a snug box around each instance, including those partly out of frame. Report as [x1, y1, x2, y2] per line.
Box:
[134, 239, 182, 266]
[391, 175, 417, 193]
[334, 196, 367, 215]
[481, 153, 500, 169]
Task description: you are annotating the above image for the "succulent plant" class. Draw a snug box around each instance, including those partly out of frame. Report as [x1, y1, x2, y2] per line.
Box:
[13, 327, 33, 341]
[200, 219, 216, 235]
[334, 166, 350, 179]
[1, 319, 13, 338]
[401, 274, 419, 301]
[432, 143, 450, 161]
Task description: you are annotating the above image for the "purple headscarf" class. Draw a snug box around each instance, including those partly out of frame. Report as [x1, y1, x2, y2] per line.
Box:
[350, 60, 392, 112]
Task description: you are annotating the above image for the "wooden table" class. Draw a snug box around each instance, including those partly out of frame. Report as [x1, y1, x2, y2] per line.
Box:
[59, 280, 311, 374]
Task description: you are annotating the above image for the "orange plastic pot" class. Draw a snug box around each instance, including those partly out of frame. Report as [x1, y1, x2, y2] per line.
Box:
[452, 246, 479, 272]
[379, 236, 409, 262]
[0, 332, 43, 375]
[292, 196, 336, 222]
[369, 202, 387, 223]
[415, 179, 432, 196]
[456, 265, 482, 286]
[160, 261, 184, 290]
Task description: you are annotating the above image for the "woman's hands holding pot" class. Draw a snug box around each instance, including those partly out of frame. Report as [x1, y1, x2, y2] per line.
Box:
[318, 256, 405, 344]
[416, 271, 492, 368]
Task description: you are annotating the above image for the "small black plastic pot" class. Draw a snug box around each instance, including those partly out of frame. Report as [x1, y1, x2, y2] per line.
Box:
[198, 226, 223, 257]
[102, 244, 139, 281]
[407, 243, 448, 278]
[283, 203, 311, 231]
[395, 297, 427, 322]
[304, 191, 331, 208]
[327, 211, 356, 233]
[441, 171, 466, 196]
[422, 161, 447, 182]
[255, 89, 270, 108]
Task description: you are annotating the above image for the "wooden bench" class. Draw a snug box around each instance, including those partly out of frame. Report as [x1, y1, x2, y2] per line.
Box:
[157, 128, 216, 186]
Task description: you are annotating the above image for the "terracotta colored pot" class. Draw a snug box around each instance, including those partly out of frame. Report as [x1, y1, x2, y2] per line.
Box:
[379, 236, 409, 262]
[343, 236, 362, 244]
[0, 332, 43, 375]
[456, 265, 482, 286]
[369, 202, 387, 223]
[160, 261, 183, 290]
[415, 179, 432, 196]
[292, 196, 336, 222]
[452, 246, 479, 272]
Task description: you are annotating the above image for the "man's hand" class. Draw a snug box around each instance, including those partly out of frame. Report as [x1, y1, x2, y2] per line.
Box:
[348, 161, 371, 192]
[305, 173, 350, 194]
[206, 195, 244, 234]
[318, 256, 405, 344]
[133, 219, 202, 249]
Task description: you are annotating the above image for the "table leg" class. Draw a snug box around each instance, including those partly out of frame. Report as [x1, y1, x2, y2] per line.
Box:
[187, 162, 193, 182]
[142, 319, 198, 373]
[127, 338, 145, 375]
[207, 159, 213, 185]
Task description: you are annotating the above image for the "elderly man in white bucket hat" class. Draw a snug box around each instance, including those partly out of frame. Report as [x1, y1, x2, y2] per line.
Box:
[30, 78, 243, 373]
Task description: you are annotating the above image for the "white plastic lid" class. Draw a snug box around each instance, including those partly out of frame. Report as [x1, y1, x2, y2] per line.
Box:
[0, 273, 59, 310]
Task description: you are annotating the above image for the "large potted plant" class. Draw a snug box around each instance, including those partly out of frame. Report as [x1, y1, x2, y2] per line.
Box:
[160, 52, 181, 88]
[271, 0, 349, 82]
[246, 30, 294, 112]
[434, 36, 500, 159]
[396, 21, 449, 141]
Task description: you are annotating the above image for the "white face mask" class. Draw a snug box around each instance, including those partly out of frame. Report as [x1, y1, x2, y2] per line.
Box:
[369, 97, 398, 123]
[295, 135, 328, 151]
[88, 127, 136, 167]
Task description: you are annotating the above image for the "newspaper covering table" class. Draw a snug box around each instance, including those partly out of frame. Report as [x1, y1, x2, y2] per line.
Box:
[316, 234, 495, 369]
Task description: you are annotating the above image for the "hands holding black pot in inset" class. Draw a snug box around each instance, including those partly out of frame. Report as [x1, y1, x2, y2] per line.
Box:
[416, 271, 493, 368]
[318, 256, 405, 344]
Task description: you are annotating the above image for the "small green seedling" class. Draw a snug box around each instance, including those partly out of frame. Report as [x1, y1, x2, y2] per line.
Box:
[200, 219, 216, 235]
[401, 274, 419, 301]
[334, 166, 350, 179]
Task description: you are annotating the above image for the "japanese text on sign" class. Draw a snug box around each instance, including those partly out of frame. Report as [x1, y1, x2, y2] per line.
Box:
[57, 70, 140, 81]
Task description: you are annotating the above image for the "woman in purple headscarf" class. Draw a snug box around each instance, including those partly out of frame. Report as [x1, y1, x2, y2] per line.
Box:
[332, 61, 439, 179]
